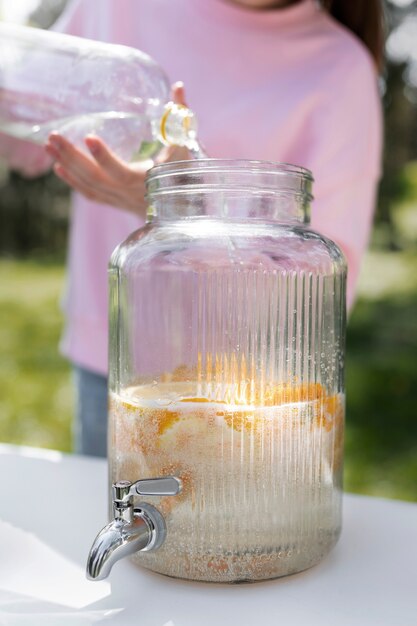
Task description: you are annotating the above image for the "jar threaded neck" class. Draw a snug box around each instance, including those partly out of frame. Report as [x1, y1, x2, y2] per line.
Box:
[146, 159, 313, 223]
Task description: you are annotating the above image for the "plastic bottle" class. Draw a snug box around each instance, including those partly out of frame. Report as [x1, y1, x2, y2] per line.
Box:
[0, 23, 200, 161]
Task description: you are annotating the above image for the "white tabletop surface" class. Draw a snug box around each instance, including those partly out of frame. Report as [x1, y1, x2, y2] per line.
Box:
[0, 444, 416, 626]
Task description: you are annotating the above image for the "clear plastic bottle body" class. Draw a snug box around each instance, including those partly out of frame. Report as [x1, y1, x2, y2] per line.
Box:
[0, 23, 197, 160]
[108, 160, 346, 582]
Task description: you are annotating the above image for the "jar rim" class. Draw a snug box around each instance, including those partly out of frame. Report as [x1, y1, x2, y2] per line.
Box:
[146, 159, 313, 223]
[147, 158, 313, 183]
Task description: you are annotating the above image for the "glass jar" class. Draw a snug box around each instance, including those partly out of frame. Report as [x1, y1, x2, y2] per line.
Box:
[108, 159, 346, 583]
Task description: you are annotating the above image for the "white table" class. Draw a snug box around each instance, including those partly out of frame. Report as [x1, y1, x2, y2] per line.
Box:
[0, 444, 416, 626]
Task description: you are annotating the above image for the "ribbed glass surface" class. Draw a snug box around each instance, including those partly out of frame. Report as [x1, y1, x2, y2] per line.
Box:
[109, 224, 346, 581]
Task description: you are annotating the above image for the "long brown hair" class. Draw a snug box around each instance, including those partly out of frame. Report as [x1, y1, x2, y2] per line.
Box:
[321, 0, 385, 72]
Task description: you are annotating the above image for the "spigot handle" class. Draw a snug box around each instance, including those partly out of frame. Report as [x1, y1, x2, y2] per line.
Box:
[135, 477, 181, 496]
[113, 476, 182, 503]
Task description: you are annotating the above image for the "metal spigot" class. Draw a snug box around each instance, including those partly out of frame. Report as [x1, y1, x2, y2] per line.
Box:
[86, 476, 181, 581]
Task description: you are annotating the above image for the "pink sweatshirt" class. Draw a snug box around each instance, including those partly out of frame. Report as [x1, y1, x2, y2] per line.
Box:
[32, 0, 385, 374]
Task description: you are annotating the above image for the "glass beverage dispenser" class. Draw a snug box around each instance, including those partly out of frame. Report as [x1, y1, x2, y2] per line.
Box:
[87, 160, 346, 583]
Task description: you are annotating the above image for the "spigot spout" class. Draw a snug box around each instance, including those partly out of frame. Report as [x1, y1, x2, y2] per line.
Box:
[87, 477, 181, 581]
[87, 515, 151, 580]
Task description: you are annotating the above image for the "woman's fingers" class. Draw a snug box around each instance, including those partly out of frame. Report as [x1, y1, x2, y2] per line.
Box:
[47, 133, 148, 187]
[45, 88, 193, 213]
[47, 133, 150, 215]
[54, 161, 117, 204]
[84, 135, 138, 184]
[47, 133, 129, 200]
[53, 162, 97, 201]
[171, 81, 187, 106]
[54, 161, 146, 213]
[47, 133, 102, 183]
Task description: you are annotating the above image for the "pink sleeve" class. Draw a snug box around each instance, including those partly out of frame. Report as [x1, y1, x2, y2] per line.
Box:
[312, 175, 379, 311]
[0, 132, 52, 178]
[306, 47, 383, 311]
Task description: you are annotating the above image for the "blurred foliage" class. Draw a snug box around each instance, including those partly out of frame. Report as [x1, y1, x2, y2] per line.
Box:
[378, 1, 417, 246]
[0, 259, 73, 451]
[378, 62, 417, 248]
[0, 169, 69, 257]
[345, 256, 417, 502]
[28, 0, 68, 28]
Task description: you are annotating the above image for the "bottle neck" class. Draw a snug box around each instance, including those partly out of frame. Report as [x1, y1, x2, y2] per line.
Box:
[155, 102, 199, 150]
[146, 160, 313, 225]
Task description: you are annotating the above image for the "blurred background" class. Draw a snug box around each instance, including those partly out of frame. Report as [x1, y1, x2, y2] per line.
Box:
[0, 0, 416, 501]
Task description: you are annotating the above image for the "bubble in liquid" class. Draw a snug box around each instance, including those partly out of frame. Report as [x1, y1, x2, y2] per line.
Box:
[155, 398, 174, 406]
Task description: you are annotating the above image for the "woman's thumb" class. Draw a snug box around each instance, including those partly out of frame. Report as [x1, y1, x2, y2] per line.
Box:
[171, 81, 187, 106]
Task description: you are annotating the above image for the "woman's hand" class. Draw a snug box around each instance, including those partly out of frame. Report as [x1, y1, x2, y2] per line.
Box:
[45, 82, 189, 218]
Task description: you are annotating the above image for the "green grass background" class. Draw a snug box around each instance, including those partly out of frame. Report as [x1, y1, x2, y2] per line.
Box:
[0, 258, 73, 451]
[0, 205, 416, 502]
